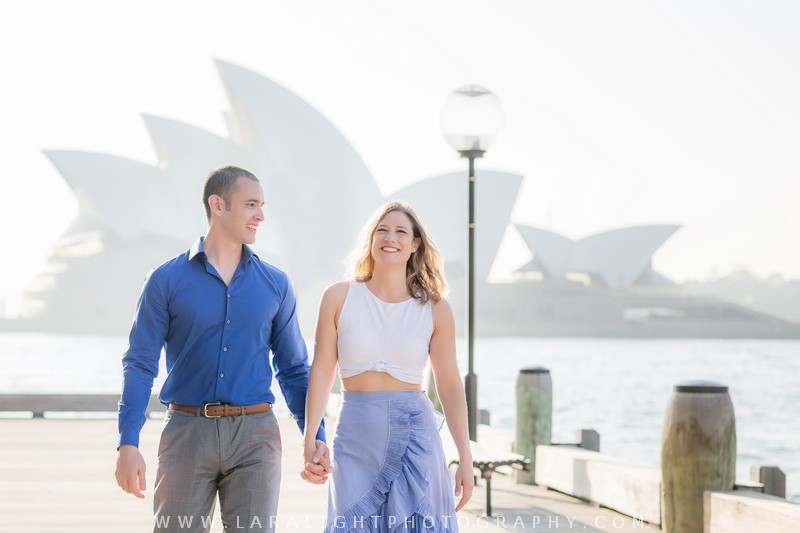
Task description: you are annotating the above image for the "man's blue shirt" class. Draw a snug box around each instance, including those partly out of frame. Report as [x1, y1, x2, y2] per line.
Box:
[118, 238, 324, 447]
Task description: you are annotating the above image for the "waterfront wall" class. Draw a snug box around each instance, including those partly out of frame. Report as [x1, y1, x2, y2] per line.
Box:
[513, 370, 799, 531]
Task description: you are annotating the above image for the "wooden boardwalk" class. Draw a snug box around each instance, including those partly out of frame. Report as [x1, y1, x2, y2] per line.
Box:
[0, 417, 658, 532]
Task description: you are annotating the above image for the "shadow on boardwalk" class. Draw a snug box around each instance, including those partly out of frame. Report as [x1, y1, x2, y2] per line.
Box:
[0, 416, 657, 532]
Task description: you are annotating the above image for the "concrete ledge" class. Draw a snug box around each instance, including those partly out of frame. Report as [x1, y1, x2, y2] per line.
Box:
[704, 490, 800, 533]
[0, 393, 163, 416]
[535, 444, 661, 525]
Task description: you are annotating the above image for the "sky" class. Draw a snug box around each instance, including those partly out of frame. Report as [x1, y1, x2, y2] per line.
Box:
[2, 0, 800, 308]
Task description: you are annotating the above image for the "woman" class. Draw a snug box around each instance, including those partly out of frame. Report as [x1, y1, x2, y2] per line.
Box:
[301, 200, 473, 532]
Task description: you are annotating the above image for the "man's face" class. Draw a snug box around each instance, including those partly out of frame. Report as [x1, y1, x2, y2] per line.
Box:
[218, 177, 265, 245]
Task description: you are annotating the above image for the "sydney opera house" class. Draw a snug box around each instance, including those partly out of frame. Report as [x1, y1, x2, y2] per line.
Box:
[7, 60, 800, 338]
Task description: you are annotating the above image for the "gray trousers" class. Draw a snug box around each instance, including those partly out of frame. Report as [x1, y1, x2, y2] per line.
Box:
[153, 408, 282, 533]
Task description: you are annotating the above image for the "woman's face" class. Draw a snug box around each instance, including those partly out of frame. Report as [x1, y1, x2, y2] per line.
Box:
[370, 210, 420, 267]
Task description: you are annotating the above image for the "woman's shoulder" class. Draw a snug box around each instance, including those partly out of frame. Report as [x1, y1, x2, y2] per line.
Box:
[430, 296, 453, 318]
[322, 280, 352, 306]
[428, 297, 455, 337]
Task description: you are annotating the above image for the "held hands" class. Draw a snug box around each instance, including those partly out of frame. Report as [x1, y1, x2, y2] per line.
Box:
[115, 445, 147, 498]
[453, 460, 475, 512]
[300, 439, 332, 484]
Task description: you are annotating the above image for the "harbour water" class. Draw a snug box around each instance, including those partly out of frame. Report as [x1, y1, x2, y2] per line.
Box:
[1, 333, 798, 501]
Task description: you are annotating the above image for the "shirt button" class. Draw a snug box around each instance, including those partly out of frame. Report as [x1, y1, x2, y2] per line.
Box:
[222, 346, 228, 352]
[219, 373, 224, 378]
[227, 294, 231, 299]
[226, 320, 231, 324]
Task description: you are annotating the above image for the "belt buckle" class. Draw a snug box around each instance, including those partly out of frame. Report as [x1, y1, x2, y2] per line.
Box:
[203, 401, 222, 418]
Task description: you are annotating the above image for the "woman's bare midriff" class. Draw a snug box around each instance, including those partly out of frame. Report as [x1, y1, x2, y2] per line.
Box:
[342, 371, 422, 392]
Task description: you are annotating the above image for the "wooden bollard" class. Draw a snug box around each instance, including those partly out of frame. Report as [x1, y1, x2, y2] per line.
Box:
[661, 381, 736, 533]
[514, 367, 552, 485]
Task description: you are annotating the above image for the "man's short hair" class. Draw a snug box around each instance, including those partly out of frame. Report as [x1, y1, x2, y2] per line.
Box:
[202, 165, 259, 220]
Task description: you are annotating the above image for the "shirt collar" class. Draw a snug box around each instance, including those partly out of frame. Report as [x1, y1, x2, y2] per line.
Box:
[242, 244, 257, 264]
[189, 237, 205, 261]
[189, 237, 258, 264]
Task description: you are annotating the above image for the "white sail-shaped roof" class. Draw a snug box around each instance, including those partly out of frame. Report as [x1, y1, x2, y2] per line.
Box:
[516, 224, 680, 289]
[514, 226, 574, 279]
[579, 225, 680, 289]
[44, 150, 189, 242]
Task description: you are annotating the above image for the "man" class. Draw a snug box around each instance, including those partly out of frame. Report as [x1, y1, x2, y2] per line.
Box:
[115, 165, 329, 532]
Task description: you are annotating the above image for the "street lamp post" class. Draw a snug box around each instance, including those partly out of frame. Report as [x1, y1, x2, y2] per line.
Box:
[440, 85, 503, 442]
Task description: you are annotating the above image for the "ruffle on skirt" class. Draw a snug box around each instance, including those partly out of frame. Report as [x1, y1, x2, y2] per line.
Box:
[325, 393, 457, 533]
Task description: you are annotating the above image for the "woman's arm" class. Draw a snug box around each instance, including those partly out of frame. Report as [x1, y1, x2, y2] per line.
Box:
[429, 298, 474, 511]
[301, 282, 347, 484]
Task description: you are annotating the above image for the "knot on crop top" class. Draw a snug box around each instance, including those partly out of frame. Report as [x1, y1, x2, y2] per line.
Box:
[336, 281, 432, 384]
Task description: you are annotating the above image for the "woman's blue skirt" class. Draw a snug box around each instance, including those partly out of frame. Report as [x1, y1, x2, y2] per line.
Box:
[325, 390, 458, 532]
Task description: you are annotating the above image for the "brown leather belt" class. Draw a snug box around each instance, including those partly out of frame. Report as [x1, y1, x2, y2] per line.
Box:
[169, 401, 271, 418]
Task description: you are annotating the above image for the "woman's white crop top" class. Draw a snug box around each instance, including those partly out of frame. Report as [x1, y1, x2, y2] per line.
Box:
[337, 280, 432, 384]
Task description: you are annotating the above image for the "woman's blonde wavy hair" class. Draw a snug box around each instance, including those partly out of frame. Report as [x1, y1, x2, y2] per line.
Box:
[346, 200, 447, 303]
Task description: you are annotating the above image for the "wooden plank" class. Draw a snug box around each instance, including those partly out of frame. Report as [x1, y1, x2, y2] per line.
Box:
[704, 490, 800, 532]
[535, 444, 661, 525]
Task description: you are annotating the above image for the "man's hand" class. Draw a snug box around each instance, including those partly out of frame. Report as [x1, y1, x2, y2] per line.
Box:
[300, 439, 331, 484]
[115, 445, 147, 498]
